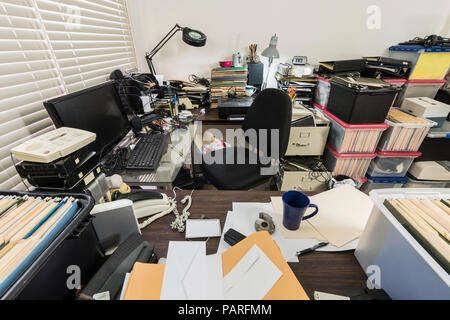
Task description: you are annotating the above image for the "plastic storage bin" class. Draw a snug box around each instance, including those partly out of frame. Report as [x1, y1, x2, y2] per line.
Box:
[323, 144, 376, 179]
[360, 175, 408, 192]
[321, 108, 388, 153]
[389, 45, 450, 80]
[0, 191, 104, 300]
[378, 109, 436, 152]
[355, 188, 450, 299]
[385, 79, 407, 107]
[313, 76, 330, 108]
[404, 173, 450, 188]
[327, 77, 398, 124]
[401, 97, 450, 128]
[366, 150, 421, 178]
[402, 79, 446, 99]
[418, 127, 450, 161]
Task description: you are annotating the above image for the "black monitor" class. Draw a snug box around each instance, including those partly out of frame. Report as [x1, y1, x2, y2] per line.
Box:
[44, 82, 130, 156]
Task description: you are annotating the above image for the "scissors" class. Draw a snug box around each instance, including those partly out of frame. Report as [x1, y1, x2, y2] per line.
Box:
[288, 86, 297, 99]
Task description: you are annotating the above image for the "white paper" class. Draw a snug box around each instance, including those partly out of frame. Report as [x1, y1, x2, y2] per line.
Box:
[160, 241, 206, 300]
[185, 219, 221, 239]
[217, 211, 234, 254]
[217, 204, 359, 263]
[224, 245, 282, 300]
[206, 254, 225, 300]
[119, 273, 130, 300]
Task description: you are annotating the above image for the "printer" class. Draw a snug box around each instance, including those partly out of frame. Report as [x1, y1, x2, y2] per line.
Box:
[218, 96, 254, 120]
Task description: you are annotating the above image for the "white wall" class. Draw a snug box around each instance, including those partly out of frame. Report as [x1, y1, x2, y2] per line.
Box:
[127, 0, 450, 87]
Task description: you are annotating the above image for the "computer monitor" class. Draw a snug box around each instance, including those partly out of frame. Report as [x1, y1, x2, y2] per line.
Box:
[44, 82, 130, 156]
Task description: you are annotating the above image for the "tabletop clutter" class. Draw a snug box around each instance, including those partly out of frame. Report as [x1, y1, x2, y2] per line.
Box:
[0, 35, 449, 300]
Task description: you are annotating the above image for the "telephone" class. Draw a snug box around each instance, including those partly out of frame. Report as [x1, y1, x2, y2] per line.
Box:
[112, 189, 193, 230]
[11, 127, 96, 163]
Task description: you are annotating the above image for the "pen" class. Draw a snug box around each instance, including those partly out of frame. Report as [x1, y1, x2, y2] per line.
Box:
[296, 242, 329, 256]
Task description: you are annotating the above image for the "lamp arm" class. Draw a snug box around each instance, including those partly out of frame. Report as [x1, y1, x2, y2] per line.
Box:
[145, 24, 183, 74]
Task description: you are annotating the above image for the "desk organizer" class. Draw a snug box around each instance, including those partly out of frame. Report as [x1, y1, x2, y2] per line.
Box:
[356, 188, 450, 299]
[388, 45, 450, 80]
[321, 108, 388, 153]
[326, 77, 398, 124]
[377, 109, 436, 152]
[323, 144, 376, 179]
[360, 175, 408, 192]
[366, 150, 421, 178]
[314, 76, 330, 108]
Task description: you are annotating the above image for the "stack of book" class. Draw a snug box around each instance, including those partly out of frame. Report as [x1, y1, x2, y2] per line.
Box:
[210, 67, 248, 108]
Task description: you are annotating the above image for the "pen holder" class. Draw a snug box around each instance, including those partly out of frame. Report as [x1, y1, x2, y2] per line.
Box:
[282, 190, 319, 231]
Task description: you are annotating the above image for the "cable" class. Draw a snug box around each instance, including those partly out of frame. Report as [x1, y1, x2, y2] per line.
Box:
[188, 74, 210, 87]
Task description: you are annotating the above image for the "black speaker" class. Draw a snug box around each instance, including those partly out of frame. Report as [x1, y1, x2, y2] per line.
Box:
[247, 62, 264, 86]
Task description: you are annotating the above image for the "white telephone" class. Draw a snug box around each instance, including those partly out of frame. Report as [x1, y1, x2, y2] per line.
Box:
[11, 127, 96, 163]
[123, 188, 193, 230]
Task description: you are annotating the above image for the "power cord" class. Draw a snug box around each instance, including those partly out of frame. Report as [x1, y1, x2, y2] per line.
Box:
[188, 74, 210, 87]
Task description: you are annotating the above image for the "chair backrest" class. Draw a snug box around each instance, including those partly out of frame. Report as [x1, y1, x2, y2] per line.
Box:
[242, 88, 292, 158]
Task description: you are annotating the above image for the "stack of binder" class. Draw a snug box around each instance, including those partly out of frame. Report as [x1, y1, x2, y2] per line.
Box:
[210, 67, 248, 108]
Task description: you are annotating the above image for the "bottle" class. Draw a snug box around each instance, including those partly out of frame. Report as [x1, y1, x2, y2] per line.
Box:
[233, 52, 242, 67]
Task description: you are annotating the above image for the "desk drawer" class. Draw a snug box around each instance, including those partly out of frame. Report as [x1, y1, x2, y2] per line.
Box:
[285, 126, 330, 156]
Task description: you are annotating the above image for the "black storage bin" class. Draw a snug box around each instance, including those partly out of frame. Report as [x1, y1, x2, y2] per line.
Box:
[417, 133, 450, 161]
[327, 77, 398, 124]
[0, 191, 105, 300]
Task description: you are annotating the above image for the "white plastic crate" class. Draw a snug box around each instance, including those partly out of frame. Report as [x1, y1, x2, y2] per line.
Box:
[355, 188, 450, 299]
[323, 144, 375, 179]
[366, 150, 421, 178]
[378, 110, 436, 152]
[321, 108, 388, 153]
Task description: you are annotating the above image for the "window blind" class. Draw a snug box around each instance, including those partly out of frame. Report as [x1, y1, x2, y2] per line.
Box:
[35, 0, 136, 92]
[0, 0, 137, 190]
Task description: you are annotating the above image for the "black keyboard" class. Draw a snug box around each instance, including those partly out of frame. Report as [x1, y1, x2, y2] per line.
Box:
[126, 134, 167, 170]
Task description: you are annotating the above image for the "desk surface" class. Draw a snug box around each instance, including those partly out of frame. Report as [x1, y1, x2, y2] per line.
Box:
[197, 108, 243, 124]
[141, 189, 368, 299]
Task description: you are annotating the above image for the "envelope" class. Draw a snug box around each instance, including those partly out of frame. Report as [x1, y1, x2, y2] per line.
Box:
[222, 231, 309, 300]
[224, 244, 282, 300]
[160, 241, 207, 300]
[123, 262, 165, 300]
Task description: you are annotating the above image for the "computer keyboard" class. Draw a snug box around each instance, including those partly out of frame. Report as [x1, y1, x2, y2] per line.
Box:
[126, 134, 167, 170]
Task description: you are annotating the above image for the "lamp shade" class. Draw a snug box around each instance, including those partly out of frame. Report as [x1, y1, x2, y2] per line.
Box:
[262, 34, 280, 59]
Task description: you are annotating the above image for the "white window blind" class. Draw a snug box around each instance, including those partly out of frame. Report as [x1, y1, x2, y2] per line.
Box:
[0, 0, 136, 190]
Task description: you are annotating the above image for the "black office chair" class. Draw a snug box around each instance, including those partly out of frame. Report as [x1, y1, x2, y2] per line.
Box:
[200, 88, 292, 190]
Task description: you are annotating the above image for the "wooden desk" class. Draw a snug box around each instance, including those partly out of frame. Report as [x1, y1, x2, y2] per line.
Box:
[197, 108, 243, 125]
[140, 190, 368, 299]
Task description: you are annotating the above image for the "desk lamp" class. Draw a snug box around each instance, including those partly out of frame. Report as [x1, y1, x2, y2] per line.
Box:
[145, 24, 207, 75]
[261, 34, 280, 89]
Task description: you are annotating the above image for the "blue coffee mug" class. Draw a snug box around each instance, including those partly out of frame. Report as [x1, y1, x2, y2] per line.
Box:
[282, 190, 319, 230]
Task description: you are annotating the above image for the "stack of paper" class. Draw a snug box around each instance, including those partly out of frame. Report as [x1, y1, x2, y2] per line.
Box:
[216, 186, 372, 264]
[210, 67, 248, 107]
[122, 232, 309, 300]
[271, 185, 374, 247]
